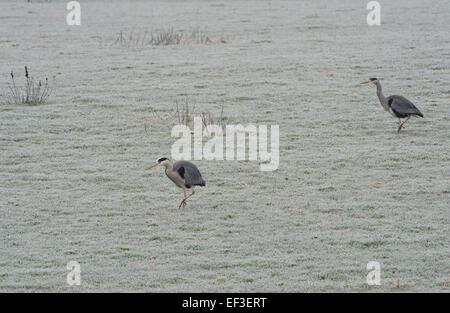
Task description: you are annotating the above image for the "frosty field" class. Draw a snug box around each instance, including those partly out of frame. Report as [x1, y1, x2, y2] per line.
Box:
[0, 0, 449, 292]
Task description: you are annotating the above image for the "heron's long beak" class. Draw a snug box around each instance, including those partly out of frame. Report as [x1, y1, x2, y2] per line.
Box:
[360, 80, 372, 85]
[146, 163, 159, 170]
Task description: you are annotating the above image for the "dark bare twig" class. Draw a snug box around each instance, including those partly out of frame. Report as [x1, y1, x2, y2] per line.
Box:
[3, 66, 51, 105]
[110, 27, 213, 47]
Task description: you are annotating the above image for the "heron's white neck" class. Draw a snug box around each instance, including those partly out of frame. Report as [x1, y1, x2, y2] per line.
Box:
[375, 81, 388, 111]
[160, 161, 173, 170]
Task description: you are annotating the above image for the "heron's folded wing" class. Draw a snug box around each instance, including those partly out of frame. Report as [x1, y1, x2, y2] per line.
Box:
[389, 95, 423, 116]
[173, 161, 205, 186]
[184, 166, 205, 186]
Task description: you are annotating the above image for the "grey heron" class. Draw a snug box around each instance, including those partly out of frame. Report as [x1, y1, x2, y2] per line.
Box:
[146, 157, 206, 209]
[360, 78, 424, 133]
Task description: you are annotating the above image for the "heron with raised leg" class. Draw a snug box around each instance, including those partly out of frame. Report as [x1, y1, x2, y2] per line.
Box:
[146, 157, 206, 209]
[360, 78, 424, 133]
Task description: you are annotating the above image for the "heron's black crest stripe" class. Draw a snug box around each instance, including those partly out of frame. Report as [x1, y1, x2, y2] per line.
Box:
[177, 166, 185, 179]
[370, 78, 377, 81]
[157, 157, 168, 163]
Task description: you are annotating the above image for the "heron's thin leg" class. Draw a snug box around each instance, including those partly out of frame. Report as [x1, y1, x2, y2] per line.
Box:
[184, 188, 195, 201]
[178, 188, 187, 209]
[397, 116, 411, 133]
[178, 188, 195, 209]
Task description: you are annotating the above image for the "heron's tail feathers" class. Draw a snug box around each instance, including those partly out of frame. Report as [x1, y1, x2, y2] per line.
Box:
[414, 107, 424, 118]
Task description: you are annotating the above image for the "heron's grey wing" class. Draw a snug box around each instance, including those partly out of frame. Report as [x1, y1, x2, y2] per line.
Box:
[388, 95, 423, 117]
[173, 161, 206, 186]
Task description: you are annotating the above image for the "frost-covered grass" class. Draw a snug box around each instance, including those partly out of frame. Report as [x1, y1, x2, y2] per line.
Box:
[0, 0, 449, 292]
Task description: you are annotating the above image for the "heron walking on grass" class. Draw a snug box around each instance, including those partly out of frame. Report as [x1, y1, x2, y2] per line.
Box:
[146, 157, 206, 209]
[360, 78, 424, 133]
